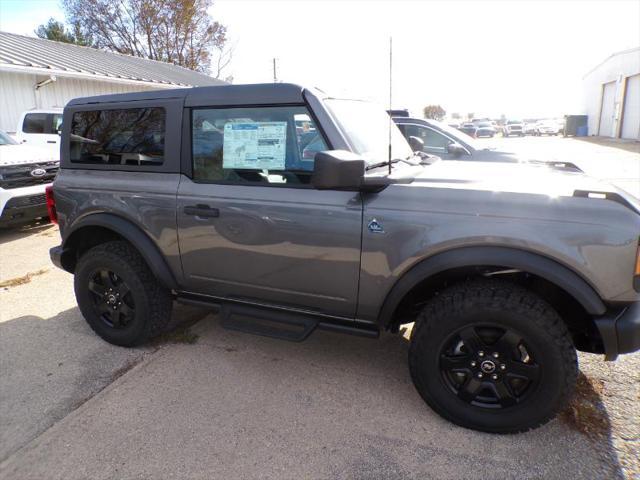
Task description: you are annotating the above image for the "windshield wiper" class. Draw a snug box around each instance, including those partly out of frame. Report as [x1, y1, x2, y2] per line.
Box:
[366, 156, 419, 171]
[366, 158, 401, 171]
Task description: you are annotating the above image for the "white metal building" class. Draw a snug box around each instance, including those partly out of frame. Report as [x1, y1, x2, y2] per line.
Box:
[582, 47, 640, 140]
[0, 31, 225, 133]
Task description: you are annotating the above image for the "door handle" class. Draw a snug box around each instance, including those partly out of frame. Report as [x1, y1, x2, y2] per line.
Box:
[183, 204, 220, 218]
[47, 140, 56, 144]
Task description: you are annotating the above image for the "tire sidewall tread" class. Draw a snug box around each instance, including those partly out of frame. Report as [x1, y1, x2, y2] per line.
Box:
[408, 279, 578, 433]
[74, 240, 172, 347]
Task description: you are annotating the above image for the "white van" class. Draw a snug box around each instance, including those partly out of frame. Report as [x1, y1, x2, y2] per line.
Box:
[15, 109, 63, 154]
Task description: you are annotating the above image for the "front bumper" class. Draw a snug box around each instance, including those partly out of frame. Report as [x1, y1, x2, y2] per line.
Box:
[0, 195, 48, 226]
[594, 302, 640, 360]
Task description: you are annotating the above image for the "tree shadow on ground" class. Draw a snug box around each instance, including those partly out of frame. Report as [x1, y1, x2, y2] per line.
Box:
[0, 219, 55, 246]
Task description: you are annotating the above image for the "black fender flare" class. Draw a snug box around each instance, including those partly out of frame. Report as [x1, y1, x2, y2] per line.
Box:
[377, 246, 606, 327]
[60, 213, 178, 291]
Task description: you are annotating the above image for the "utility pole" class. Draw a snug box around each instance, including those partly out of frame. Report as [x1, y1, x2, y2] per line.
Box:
[388, 36, 393, 175]
[273, 58, 277, 83]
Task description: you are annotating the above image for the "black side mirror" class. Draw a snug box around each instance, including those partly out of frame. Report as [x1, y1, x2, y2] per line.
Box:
[311, 150, 365, 190]
[447, 142, 468, 157]
[408, 135, 424, 152]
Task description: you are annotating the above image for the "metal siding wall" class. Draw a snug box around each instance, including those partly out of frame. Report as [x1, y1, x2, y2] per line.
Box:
[0, 71, 37, 133]
[0, 72, 160, 133]
[583, 48, 640, 137]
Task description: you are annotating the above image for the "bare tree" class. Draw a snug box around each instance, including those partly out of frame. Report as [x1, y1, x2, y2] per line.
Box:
[423, 105, 446, 121]
[62, 0, 230, 76]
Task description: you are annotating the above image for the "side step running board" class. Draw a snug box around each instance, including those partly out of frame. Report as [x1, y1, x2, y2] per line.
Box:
[221, 304, 317, 342]
[176, 292, 380, 342]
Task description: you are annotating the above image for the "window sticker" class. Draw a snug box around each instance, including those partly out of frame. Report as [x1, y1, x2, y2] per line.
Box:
[223, 122, 287, 170]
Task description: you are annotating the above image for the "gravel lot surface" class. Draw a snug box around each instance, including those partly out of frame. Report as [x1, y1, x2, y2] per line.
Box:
[0, 137, 638, 479]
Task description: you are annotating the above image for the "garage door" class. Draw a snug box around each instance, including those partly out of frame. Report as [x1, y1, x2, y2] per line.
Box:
[599, 82, 616, 137]
[621, 74, 640, 140]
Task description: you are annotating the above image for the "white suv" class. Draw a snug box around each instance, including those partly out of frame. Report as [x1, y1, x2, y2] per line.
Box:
[0, 130, 58, 227]
[15, 109, 63, 154]
[503, 120, 525, 137]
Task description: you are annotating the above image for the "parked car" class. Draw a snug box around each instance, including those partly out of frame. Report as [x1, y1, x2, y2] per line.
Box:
[535, 120, 561, 136]
[503, 120, 525, 137]
[474, 121, 497, 138]
[0, 129, 58, 227]
[14, 109, 63, 153]
[49, 83, 640, 434]
[458, 122, 477, 137]
[523, 122, 538, 135]
[393, 117, 581, 171]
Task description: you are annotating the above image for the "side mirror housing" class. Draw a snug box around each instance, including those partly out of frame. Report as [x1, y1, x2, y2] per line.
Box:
[312, 150, 365, 190]
[447, 142, 468, 157]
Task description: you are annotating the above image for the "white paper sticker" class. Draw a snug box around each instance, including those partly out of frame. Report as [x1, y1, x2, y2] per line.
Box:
[223, 122, 287, 170]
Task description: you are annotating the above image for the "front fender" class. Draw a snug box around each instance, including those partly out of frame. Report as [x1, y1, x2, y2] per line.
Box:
[373, 246, 607, 327]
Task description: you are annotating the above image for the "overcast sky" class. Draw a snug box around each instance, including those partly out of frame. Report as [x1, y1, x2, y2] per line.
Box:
[1, 0, 639, 118]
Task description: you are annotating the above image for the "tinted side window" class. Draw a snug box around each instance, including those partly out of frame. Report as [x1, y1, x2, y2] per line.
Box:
[191, 106, 327, 185]
[404, 125, 451, 150]
[22, 113, 47, 134]
[70, 108, 165, 165]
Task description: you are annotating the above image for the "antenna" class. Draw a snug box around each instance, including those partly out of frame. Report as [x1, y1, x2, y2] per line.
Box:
[388, 36, 393, 175]
[273, 58, 278, 83]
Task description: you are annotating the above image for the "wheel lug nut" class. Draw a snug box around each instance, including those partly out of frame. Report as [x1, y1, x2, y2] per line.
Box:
[500, 364, 506, 370]
[470, 361, 477, 367]
[492, 352, 499, 358]
[492, 374, 498, 380]
[477, 372, 483, 378]
[478, 351, 485, 357]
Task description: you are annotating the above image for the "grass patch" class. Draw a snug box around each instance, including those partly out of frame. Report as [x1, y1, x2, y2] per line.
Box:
[0, 268, 49, 288]
[560, 372, 609, 438]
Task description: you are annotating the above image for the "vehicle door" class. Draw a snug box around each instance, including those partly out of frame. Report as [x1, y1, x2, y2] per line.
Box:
[177, 104, 363, 318]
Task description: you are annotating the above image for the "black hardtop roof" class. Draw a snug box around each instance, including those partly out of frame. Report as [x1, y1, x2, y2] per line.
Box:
[66, 83, 308, 107]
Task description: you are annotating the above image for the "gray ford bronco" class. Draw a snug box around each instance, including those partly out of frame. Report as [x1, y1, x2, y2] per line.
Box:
[49, 83, 640, 433]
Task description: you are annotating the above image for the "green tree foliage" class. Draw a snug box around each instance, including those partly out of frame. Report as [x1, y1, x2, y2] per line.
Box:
[34, 18, 92, 46]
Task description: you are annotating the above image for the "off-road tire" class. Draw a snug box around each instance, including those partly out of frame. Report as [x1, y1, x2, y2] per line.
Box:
[74, 240, 173, 347]
[408, 279, 577, 433]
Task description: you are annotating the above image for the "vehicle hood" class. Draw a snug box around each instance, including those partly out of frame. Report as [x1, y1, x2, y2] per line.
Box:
[409, 160, 640, 211]
[470, 148, 577, 169]
[0, 144, 58, 166]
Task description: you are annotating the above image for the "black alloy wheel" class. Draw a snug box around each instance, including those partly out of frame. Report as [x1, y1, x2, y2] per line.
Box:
[88, 268, 136, 329]
[439, 325, 540, 409]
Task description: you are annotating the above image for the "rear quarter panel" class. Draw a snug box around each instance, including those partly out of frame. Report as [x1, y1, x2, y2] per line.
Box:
[54, 170, 183, 284]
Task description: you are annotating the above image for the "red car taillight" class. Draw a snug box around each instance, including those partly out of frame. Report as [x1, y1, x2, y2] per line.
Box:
[45, 185, 58, 224]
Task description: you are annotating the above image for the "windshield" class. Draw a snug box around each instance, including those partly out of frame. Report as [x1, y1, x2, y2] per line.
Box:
[325, 99, 412, 165]
[0, 130, 18, 145]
